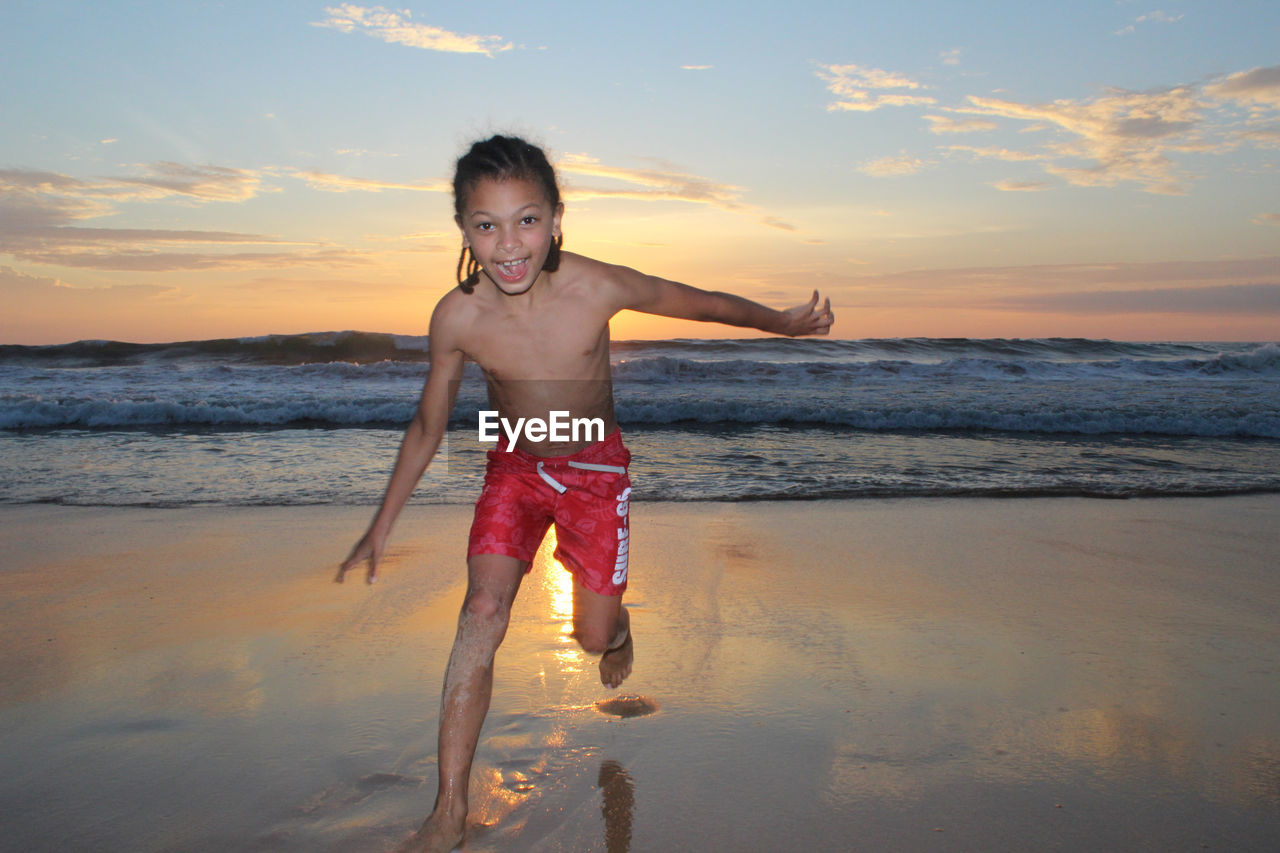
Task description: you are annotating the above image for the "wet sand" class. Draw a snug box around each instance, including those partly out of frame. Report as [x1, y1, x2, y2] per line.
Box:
[1, 497, 1278, 851]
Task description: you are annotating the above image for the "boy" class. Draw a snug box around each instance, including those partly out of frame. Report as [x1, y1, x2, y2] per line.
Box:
[338, 136, 832, 851]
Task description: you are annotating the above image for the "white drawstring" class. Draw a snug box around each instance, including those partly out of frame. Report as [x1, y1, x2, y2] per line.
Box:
[568, 461, 626, 474]
[536, 461, 566, 494]
[536, 460, 626, 494]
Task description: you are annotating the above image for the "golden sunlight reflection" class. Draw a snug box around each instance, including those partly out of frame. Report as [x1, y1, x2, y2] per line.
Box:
[535, 528, 584, 668]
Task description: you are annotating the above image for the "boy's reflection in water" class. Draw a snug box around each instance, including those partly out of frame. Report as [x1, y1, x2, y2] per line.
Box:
[597, 760, 634, 853]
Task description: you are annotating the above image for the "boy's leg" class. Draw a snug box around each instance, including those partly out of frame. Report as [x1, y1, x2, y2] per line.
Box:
[411, 552, 527, 851]
[571, 579, 633, 689]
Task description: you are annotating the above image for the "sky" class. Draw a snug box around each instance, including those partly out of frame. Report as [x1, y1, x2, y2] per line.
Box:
[2, 0, 1278, 344]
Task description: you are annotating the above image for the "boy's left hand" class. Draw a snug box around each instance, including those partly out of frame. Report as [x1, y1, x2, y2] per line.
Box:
[781, 290, 834, 336]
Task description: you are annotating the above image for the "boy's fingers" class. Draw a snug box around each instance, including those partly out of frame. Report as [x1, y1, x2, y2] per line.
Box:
[336, 544, 373, 584]
[817, 298, 833, 328]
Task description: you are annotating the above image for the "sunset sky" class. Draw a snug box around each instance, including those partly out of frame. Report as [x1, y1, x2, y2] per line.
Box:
[3, 1, 1278, 344]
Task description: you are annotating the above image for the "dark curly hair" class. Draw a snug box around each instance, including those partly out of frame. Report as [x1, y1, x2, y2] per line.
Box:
[453, 135, 563, 293]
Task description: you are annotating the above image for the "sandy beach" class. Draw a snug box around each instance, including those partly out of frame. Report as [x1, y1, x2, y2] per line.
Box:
[2, 496, 1278, 851]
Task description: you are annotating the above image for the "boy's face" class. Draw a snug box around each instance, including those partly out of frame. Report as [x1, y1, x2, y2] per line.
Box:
[456, 177, 563, 296]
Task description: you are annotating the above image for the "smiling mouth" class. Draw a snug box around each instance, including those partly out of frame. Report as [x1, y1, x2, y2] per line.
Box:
[493, 258, 530, 283]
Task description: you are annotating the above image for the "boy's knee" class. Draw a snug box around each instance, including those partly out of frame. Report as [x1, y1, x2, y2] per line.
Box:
[573, 620, 616, 655]
[462, 587, 510, 629]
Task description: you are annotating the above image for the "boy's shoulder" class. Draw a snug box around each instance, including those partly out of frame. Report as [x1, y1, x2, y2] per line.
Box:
[555, 251, 636, 300]
[555, 250, 609, 281]
[434, 282, 474, 312]
[428, 284, 484, 340]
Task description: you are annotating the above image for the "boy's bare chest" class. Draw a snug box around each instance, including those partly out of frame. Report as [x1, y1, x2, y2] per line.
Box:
[463, 307, 610, 381]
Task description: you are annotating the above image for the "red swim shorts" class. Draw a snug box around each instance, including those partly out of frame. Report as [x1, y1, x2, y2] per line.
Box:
[467, 429, 632, 596]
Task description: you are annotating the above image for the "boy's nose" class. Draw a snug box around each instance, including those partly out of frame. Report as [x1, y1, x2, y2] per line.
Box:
[498, 228, 520, 251]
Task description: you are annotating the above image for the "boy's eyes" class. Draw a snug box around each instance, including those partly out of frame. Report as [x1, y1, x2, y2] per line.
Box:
[475, 216, 538, 230]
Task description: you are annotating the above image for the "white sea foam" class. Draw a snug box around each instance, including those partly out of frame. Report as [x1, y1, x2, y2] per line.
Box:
[2, 336, 1277, 504]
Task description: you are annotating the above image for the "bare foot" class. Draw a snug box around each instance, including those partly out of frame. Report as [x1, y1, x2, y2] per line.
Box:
[599, 627, 633, 689]
[395, 809, 466, 853]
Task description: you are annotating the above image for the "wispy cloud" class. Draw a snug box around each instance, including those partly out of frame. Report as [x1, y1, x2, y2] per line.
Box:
[13, 249, 369, 272]
[681, 64, 713, 71]
[1, 163, 263, 206]
[825, 58, 1280, 195]
[1255, 213, 1280, 226]
[558, 154, 744, 207]
[925, 115, 997, 134]
[949, 67, 1280, 193]
[944, 145, 1050, 163]
[858, 154, 927, 176]
[954, 85, 1206, 193]
[291, 170, 448, 193]
[111, 162, 264, 202]
[1115, 9, 1185, 36]
[557, 154, 797, 231]
[0, 166, 367, 272]
[1205, 65, 1280, 112]
[313, 4, 512, 57]
[1238, 124, 1280, 148]
[992, 179, 1051, 191]
[817, 63, 936, 112]
[939, 48, 962, 67]
[2, 265, 67, 293]
[2, 264, 176, 299]
[334, 147, 400, 158]
[759, 216, 797, 232]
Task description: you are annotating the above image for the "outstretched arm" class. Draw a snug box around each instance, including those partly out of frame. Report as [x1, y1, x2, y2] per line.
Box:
[337, 306, 465, 584]
[614, 268, 833, 337]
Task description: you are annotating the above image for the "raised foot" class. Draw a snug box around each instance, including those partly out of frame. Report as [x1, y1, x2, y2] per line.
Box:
[395, 809, 466, 853]
[599, 627, 633, 689]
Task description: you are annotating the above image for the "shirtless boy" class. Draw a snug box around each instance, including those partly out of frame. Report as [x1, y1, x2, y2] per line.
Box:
[338, 135, 833, 851]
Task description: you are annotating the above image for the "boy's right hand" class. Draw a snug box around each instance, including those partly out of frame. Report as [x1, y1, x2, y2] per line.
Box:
[336, 530, 385, 585]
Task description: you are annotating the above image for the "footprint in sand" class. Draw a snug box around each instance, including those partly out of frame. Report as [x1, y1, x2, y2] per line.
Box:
[593, 695, 660, 718]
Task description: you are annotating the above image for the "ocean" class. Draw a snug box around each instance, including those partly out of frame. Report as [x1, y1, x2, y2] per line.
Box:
[2, 333, 1277, 506]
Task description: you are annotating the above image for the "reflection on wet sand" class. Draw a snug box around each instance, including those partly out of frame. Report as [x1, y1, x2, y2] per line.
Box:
[598, 760, 635, 853]
[537, 529, 588, 674]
